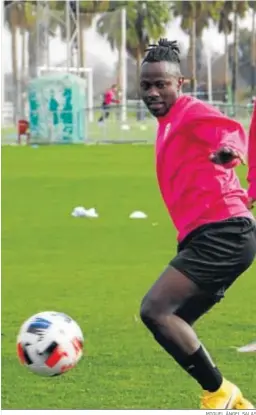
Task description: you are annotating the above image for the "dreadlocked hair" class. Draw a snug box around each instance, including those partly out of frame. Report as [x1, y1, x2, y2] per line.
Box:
[142, 38, 180, 64]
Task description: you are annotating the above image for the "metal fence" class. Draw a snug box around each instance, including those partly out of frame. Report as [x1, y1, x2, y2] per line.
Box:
[1, 102, 254, 146]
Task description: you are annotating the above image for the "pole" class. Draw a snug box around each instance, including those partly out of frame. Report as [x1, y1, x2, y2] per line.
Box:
[191, 10, 197, 95]
[121, 7, 127, 123]
[231, 0, 238, 112]
[76, 0, 81, 71]
[207, 47, 212, 102]
[36, 0, 40, 75]
[66, 0, 71, 71]
[45, 1, 50, 71]
[87, 69, 93, 122]
[251, 7, 256, 96]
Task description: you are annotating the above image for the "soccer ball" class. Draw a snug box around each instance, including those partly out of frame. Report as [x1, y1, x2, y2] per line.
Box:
[16, 311, 84, 377]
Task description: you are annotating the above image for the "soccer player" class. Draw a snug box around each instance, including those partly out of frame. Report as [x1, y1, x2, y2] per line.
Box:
[98, 84, 120, 124]
[139, 38, 256, 409]
[248, 102, 256, 210]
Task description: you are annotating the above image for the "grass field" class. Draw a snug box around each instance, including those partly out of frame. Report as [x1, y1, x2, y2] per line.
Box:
[2, 145, 256, 410]
[1, 111, 251, 145]
[1, 113, 157, 145]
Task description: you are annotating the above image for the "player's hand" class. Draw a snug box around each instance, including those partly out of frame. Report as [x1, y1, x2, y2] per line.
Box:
[209, 147, 246, 165]
[247, 197, 255, 210]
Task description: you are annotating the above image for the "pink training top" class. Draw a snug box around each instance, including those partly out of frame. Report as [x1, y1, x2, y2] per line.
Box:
[156, 95, 254, 242]
[247, 103, 256, 200]
[104, 89, 120, 105]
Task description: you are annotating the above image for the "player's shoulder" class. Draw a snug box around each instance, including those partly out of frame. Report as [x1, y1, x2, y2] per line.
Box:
[173, 96, 222, 120]
[184, 96, 221, 114]
[182, 97, 242, 127]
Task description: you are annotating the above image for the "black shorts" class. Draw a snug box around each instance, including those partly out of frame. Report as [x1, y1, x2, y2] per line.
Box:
[170, 217, 256, 298]
[102, 103, 110, 111]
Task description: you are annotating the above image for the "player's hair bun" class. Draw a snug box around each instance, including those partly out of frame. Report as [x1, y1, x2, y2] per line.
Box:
[158, 38, 172, 47]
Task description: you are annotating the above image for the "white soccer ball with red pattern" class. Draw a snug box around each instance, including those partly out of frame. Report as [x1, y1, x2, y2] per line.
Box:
[16, 311, 84, 376]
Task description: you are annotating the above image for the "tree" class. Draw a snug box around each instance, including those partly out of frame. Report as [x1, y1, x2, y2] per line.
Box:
[4, 1, 63, 121]
[217, 2, 233, 99]
[127, 1, 171, 97]
[23, 1, 62, 78]
[5, 1, 112, 82]
[5, 1, 58, 79]
[173, 1, 223, 94]
[249, 1, 256, 94]
[232, 1, 248, 105]
[217, 1, 249, 104]
[97, 1, 171, 97]
[97, 8, 123, 90]
[4, 1, 27, 120]
[53, 1, 114, 72]
[228, 28, 256, 97]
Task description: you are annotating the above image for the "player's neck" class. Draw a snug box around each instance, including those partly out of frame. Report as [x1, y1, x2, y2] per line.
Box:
[157, 95, 183, 122]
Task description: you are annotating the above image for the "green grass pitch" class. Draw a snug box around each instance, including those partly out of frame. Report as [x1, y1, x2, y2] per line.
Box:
[2, 145, 256, 409]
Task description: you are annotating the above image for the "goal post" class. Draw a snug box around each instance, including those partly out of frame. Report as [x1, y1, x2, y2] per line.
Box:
[27, 68, 91, 144]
[37, 66, 94, 122]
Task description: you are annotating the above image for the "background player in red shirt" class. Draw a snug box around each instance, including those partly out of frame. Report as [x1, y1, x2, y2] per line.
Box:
[98, 84, 120, 124]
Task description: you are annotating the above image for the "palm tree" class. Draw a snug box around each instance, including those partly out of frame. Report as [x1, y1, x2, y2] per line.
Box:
[217, 2, 233, 100]
[127, 1, 171, 97]
[97, 1, 171, 98]
[78, 1, 111, 71]
[5, 1, 58, 79]
[97, 2, 134, 90]
[4, 0, 62, 120]
[217, 1, 249, 104]
[24, 1, 58, 78]
[232, 1, 248, 105]
[4, 1, 26, 120]
[97, 8, 123, 90]
[249, 1, 256, 95]
[173, 1, 223, 95]
[54, 1, 114, 72]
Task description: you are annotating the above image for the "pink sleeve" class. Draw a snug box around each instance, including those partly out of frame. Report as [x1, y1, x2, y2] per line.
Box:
[247, 105, 256, 199]
[194, 121, 247, 169]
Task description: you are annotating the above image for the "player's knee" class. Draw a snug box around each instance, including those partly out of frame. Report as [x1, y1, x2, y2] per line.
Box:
[140, 296, 162, 328]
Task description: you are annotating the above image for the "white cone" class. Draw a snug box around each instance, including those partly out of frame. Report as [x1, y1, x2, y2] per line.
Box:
[121, 124, 130, 130]
[71, 207, 99, 218]
[129, 211, 147, 219]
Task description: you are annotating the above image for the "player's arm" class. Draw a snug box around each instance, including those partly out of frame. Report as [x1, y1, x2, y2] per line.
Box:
[247, 104, 256, 209]
[194, 122, 247, 168]
[111, 96, 120, 104]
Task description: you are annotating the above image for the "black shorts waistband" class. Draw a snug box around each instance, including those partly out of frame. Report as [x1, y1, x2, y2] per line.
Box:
[178, 217, 256, 251]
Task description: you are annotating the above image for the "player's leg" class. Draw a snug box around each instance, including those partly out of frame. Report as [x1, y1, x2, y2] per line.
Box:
[153, 291, 220, 373]
[98, 103, 106, 123]
[104, 105, 110, 120]
[140, 266, 249, 409]
[140, 266, 224, 392]
[179, 293, 255, 409]
[140, 218, 256, 409]
[98, 114, 104, 123]
[175, 289, 223, 326]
